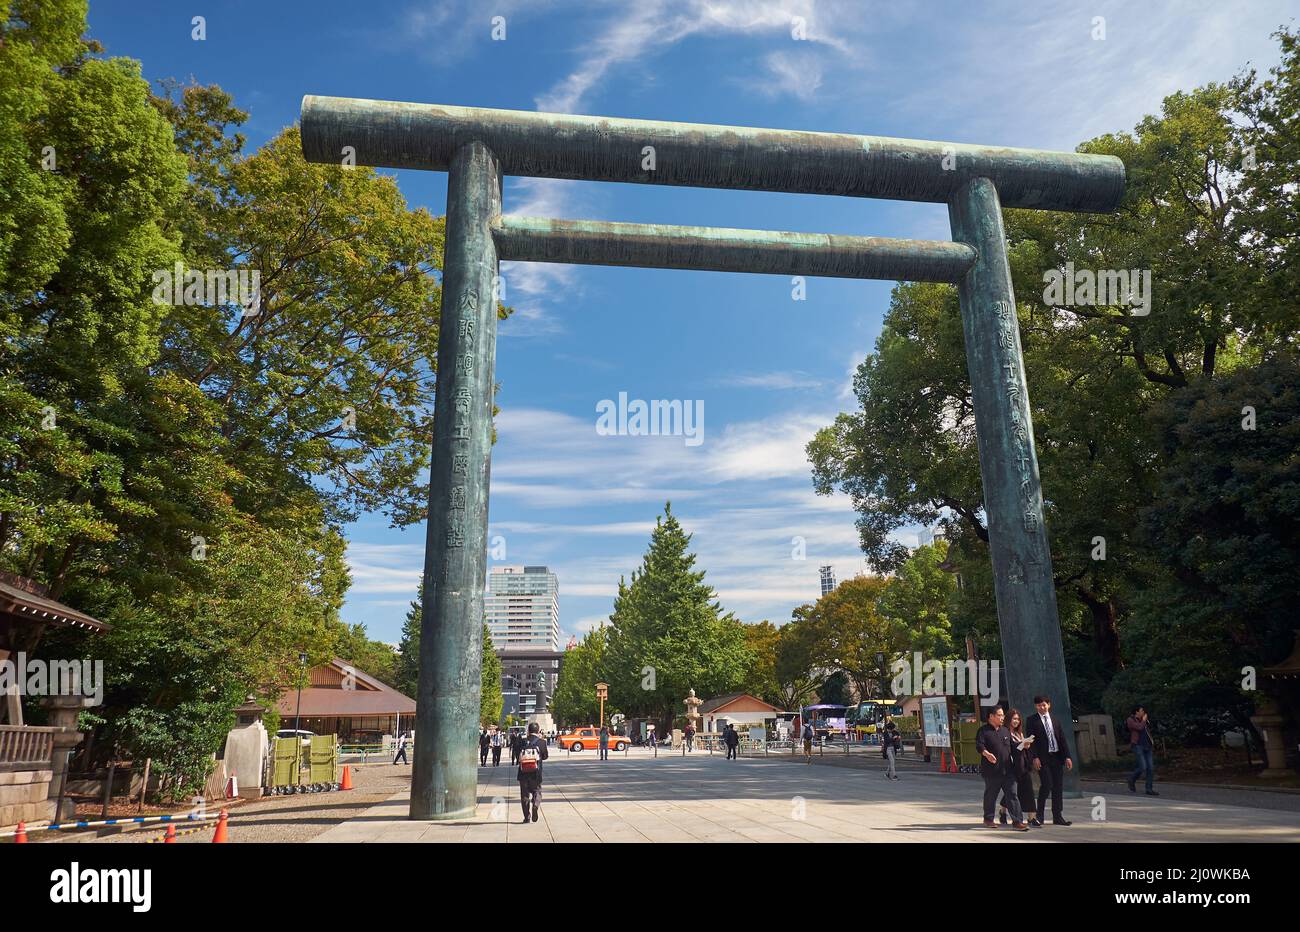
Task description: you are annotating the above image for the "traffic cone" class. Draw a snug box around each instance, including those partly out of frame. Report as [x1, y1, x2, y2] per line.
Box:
[15, 821, 27, 843]
[340, 766, 353, 791]
[211, 809, 228, 844]
[164, 824, 176, 844]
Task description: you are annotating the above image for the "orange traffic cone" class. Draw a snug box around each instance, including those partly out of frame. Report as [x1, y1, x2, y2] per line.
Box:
[211, 809, 228, 844]
[164, 824, 176, 844]
[15, 821, 27, 843]
[340, 766, 353, 791]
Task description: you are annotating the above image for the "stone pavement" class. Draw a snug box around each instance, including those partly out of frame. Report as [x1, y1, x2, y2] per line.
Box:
[310, 748, 1300, 843]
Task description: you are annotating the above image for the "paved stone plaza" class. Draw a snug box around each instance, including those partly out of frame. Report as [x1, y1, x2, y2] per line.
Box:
[312, 749, 1300, 843]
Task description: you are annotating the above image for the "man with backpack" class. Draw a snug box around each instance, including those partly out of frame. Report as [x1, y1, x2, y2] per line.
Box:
[517, 722, 549, 824]
[392, 731, 409, 765]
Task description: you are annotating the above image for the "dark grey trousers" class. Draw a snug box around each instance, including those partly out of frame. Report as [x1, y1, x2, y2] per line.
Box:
[519, 774, 542, 819]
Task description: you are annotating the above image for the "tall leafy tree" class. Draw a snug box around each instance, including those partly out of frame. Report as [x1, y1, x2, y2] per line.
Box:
[0, 0, 480, 791]
[394, 581, 423, 698]
[877, 541, 959, 661]
[774, 614, 821, 712]
[739, 620, 782, 707]
[797, 575, 908, 701]
[481, 622, 503, 726]
[1104, 355, 1300, 739]
[550, 626, 612, 726]
[604, 504, 751, 726]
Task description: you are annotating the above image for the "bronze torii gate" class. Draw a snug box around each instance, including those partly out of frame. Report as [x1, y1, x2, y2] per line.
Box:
[300, 97, 1124, 819]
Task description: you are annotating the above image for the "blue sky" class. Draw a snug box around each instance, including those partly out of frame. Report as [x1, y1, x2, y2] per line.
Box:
[91, 0, 1294, 645]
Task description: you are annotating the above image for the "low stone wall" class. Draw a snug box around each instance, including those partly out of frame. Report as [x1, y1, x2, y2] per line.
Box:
[0, 767, 54, 827]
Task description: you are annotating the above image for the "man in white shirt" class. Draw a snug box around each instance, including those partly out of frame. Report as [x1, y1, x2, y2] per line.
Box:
[1026, 695, 1073, 825]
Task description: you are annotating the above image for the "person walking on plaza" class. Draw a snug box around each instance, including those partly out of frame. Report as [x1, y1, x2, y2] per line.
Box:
[881, 718, 900, 780]
[517, 722, 549, 824]
[646, 723, 656, 750]
[599, 725, 610, 761]
[977, 706, 1029, 832]
[490, 726, 503, 767]
[509, 729, 523, 766]
[724, 724, 740, 760]
[479, 727, 490, 766]
[1027, 695, 1073, 825]
[1126, 706, 1159, 796]
[392, 731, 409, 765]
[999, 710, 1037, 825]
[685, 723, 696, 752]
[802, 721, 815, 763]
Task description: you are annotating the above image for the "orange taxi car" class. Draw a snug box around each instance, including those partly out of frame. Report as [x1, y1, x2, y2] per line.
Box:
[559, 727, 627, 752]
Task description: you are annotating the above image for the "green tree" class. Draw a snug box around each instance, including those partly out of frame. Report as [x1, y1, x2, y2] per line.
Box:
[395, 581, 423, 697]
[332, 622, 399, 688]
[799, 575, 907, 701]
[877, 541, 959, 661]
[1104, 355, 1300, 739]
[739, 620, 782, 706]
[773, 614, 821, 711]
[0, 0, 488, 791]
[481, 622, 503, 725]
[550, 627, 611, 726]
[604, 504, 751, 726]
[818, 670, 852, 706]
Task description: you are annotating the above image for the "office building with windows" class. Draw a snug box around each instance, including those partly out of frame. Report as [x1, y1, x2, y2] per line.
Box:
[485, 565, 560, 651]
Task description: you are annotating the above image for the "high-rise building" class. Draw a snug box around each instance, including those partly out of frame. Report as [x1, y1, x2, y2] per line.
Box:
[819, 565, 837, 597]
[485, 565, 560, 651]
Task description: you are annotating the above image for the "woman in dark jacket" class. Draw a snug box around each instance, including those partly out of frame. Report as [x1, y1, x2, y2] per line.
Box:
[1001, 709, 1039, 826]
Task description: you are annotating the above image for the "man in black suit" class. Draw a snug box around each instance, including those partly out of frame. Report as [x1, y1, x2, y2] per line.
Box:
[976, 706, 1028, 831]
[1026, 694, 1073, 826]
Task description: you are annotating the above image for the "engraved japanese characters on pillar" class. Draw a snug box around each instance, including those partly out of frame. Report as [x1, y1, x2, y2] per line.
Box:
[994, 299, 1045, 561]
[411, 140, 501, 820]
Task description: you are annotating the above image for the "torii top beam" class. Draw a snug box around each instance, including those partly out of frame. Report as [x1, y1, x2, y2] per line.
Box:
[300, 96, 1123, 214]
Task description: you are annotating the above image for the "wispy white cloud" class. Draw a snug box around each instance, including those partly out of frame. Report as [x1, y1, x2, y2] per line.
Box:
[754, 48, 824, 100]
[717, 370, 827, 390]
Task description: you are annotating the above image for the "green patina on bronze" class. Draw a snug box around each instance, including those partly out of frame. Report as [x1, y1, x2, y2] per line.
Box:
[408, 141, 500, 821]
[301, 96, 1123, 212]
[492, 217, 977, 283]
[299, 97, 1122, 817]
